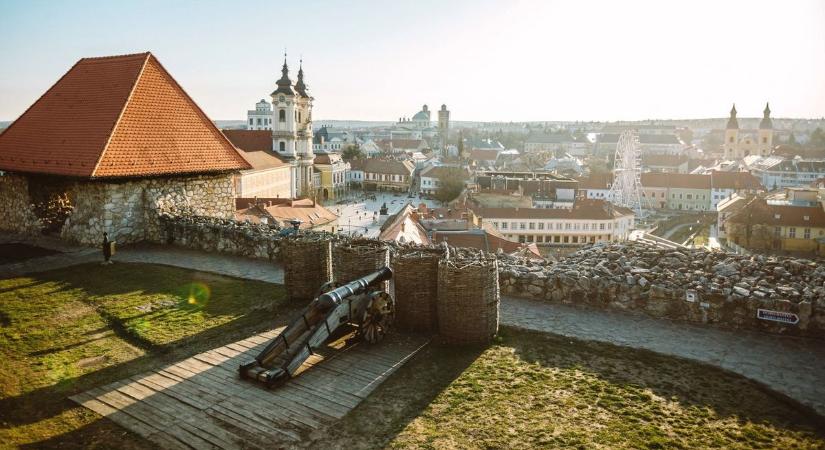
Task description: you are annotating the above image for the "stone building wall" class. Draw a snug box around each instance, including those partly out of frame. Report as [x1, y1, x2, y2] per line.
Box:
[59, 173, 235, 245]
[0, 173, 42, 235]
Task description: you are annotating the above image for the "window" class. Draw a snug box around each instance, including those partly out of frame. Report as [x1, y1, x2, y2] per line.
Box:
[774, 227, 781, 237]
[804, 228, 811, 239]
[565, 223, 571, 230]
[537, 223, 544, 230]
[556, 223, 562, 230]
[789, 227, 796, 238]
[511, 222, 518, 229]
[583, 223, 589, 230]
[519, 223, 526, 230]
[501, 223, 508, 229]
[256, 118, 262, 125]
[298, 112, 302, 123]
[249, 118, 253, 125]
[686, 194, 692, 199]
[599, 223, 605, 230]
[528, 222, 535, 230]
[279, 141, 286, 152]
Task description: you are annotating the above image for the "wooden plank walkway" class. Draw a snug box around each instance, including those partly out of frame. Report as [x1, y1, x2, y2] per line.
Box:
[70, 329, 429, 449]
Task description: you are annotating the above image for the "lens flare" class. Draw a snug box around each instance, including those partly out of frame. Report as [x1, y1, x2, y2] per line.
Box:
[182, 282, 211, 308]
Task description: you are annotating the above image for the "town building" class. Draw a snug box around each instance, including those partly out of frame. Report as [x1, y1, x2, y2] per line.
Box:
[235, 197, 338, 232]
[642, 154, 689, 173]
[269, 58, 315, 198]
[746, 155, 825, 190]
[576, 173, 613, 200]
[374, 138, 429, 155]
[312, 153, 349, 200]
[722, 103, 774, 159]
[247, 99, 273, 130]
[359, 159, 415, 191]
[378, 204, 431, 245]
[222, 130, 292, 199]
[524, 133, 590, 156]
[595, 133, 683, 156]
[437, 104, 450, 149]
[639, 172, 764, 211]
[0, 52, 250, 244]
[420, 166, 470, 195]
[471, 199, 635, 246]
[725, 189, 825, 255]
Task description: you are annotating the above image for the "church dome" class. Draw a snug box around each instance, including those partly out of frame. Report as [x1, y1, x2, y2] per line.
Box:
[412, 110, 430, 121]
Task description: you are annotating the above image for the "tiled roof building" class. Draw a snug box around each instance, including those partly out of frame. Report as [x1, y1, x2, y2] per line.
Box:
[0, 52, 247, 244]
[0, 52, 249, 178]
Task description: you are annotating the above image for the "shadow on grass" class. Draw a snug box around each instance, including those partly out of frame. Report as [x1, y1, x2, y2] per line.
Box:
[0, 262, 299, 448]
[506, 327, 825, 434]
[314, 326, 825, 449]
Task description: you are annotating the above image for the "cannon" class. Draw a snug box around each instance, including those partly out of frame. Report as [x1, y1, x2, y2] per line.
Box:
[239, 267, 395, 388]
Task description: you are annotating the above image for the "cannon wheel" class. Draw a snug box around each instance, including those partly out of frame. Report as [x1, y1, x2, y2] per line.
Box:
[359, 290, 394, 344]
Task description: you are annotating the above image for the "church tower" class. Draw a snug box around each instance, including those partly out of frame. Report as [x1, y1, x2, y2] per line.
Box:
[438, 104, 450, 150]
[723, 104, 739, 160]
[758, 102, 773, 156]
[270, 56, 314, 198]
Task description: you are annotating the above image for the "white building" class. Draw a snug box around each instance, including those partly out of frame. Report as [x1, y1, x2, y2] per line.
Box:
[746, 155, 825, 190]
[474, 199, 635, 245]
[247, 99, 273, 130]
[223, 130, 292, 199]
[269, 58, 315, 198]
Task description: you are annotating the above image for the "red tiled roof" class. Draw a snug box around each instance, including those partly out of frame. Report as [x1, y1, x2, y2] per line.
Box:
[236, 198, 337, 229]
[432, 226, 541, 258]
[420, 165, 469, 181]
[0, 52, 249, 178]
[222, 129, 273, 152]
[641, 173, 711, 190]
[576, 173, 613, 190]
[708, 171, 764, 190]
[469, 149, 500, 162]
[728, 198, 825, 228]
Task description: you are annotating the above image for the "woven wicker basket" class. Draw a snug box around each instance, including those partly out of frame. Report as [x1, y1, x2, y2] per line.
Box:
[282, 235, 333, 303]
[392, 247, 445, 331]
[332, 238, 390, 290]
[437, 254, 499, 344]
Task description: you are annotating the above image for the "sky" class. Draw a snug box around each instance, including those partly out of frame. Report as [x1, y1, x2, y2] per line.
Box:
[1, 0, 824, 123]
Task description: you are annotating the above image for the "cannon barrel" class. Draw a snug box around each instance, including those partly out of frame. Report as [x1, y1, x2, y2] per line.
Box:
[317, 266, 393, 309]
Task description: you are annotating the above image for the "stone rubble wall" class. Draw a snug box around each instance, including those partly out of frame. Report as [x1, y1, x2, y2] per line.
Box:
[497, 244, 825, 339]
[0, 173, 42, 235]
[141, 214, 825, 340]
[61, 174, 235, 245]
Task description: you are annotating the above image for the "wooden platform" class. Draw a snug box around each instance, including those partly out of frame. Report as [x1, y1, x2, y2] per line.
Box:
[70, 328, 429, 449]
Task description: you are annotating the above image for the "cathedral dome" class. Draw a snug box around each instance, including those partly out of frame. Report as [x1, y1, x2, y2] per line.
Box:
[412, 109, 430, 121]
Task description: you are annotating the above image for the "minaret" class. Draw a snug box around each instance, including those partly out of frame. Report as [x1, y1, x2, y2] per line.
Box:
[758, 102, 773, 156]
[723, 104, 739, 160]
[438, 104, 450, 150]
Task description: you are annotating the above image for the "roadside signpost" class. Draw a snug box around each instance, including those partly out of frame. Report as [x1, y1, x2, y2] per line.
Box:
[756, 309, 800, 325]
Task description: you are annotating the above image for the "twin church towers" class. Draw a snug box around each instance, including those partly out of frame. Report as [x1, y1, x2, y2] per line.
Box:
[269, 55, 315, 198]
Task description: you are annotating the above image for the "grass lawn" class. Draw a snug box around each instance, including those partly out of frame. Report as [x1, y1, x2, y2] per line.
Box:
[0, 262, 289, 448]
[317, 328, 825, 449]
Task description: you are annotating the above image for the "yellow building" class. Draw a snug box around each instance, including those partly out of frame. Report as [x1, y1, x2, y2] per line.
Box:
[726, 195, 825, 254]
[313, 153, 348, 201]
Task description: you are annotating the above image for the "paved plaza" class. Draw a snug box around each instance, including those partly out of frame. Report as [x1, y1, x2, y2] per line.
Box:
[323, 190, 443, 238]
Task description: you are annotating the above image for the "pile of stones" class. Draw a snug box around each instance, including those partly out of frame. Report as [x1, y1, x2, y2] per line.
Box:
[497, 242, 825, 337]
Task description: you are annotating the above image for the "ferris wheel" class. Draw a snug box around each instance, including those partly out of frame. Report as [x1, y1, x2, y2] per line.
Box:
[608, 130, 646, 219]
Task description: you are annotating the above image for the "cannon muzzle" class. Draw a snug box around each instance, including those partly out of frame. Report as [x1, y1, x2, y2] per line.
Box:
[317, 266, 393, 309]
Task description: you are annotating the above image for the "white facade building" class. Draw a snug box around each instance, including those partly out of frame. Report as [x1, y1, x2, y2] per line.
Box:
[247, 99, 273, 130]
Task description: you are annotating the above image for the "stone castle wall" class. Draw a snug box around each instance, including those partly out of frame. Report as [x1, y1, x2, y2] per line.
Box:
[156, 215, 825, 339]
[498, 244, 825, 339]
[61, 174, 235, 245]
[0, 173, 42, 235]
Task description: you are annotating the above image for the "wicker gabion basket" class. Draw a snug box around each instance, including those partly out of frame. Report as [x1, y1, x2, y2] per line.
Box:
[282, 235, 333, 303]
[392, 247, 445, 331]
[437, 252, 500, 345]
[332, 239, 390, 290]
